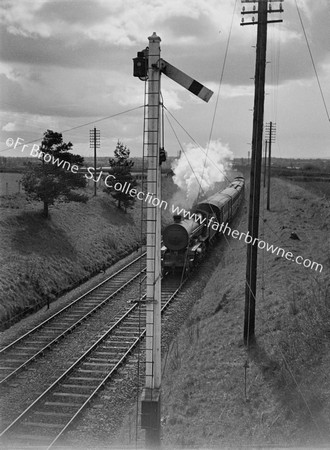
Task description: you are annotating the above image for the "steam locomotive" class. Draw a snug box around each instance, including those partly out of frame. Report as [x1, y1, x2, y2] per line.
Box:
[161, 176, 245, 273]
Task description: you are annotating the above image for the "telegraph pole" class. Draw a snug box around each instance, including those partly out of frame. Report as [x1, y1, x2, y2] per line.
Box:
[89, 127, 100, 196]
[241, 0, 283, 345]
[265, 121, 276, 210]
[263, 140, 268, 187]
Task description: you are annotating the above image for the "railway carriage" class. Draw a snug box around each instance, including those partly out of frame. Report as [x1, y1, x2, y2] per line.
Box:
[161, 176, 244, 273]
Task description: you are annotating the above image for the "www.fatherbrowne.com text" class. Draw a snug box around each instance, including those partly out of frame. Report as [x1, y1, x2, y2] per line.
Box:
[7, 137, 323, 273]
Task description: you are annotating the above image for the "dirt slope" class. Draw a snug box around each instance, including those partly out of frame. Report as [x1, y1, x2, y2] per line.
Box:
[0, 176, 177, 327]
[0, 192, 142, 326]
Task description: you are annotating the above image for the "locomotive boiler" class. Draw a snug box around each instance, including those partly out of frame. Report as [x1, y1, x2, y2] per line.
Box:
[161, 176, 245, 273]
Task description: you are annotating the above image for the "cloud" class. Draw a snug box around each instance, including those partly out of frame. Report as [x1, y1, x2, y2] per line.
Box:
[0, 0, 222, 45]
[2, 121, 16, 131]
[0, 26, 127, 70]
[37, 0, 111, 27]
[1, 0, 329, 84]
[0, 0, 329, 160]
[0, 111, 59, 134]
[0, 62, 143, 118]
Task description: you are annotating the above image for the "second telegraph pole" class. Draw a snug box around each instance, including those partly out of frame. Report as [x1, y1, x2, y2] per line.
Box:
[89, 127, 100, 196]
[266, 121, 276, 210]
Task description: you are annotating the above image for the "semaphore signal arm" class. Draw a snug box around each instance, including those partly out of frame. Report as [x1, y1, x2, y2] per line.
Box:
[133, 49, 213, 103]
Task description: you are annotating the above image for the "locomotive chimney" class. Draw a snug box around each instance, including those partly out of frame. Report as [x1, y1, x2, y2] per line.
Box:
[173, 214, 182, 223]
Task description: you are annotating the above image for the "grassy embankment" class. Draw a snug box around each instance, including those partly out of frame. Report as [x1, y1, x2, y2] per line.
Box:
[160, 177, 330, 448]
[0, 177, 177, 328]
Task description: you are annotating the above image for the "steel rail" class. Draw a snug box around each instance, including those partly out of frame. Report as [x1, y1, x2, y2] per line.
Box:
[46, 278, 185, 449]
[0, 302, 140, 440]
[0, 276, 186, 448]
[0, 252, 147, 386]
[0, 252, 146, 355]
[47, 277, 186, 449]
[0, 266, 146, 385]
[46, 327, 145, 450]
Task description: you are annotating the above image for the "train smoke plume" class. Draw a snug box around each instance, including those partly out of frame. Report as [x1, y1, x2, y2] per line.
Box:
[171, 140, 233, 207]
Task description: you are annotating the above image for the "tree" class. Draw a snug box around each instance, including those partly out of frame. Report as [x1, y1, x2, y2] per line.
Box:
[22, 130, 87, 217]
[104, 141, 137, 211]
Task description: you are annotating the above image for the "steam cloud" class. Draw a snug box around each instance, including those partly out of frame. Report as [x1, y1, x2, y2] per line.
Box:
[171, 140, 233, 207]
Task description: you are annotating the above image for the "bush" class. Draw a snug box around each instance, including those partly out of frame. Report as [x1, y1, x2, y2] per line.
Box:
[302, 164, 320, 172]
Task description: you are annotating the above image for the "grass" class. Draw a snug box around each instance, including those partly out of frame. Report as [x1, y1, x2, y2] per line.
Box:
[0, 177, 178, 328]
[277, 279, 330, 417]
[292, 180, 330, 199]
[0, 194, 141, 327]
[0, 172, 22, 196]
[247, 277, 330, 441]
[159, 177, 330, 447]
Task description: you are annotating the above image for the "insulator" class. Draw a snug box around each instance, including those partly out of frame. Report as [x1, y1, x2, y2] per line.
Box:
[242, 6, 245, 12]
[279, 3, 283, 11]
[241, 17, 244, 23]
[253, 5, 256, 11]
[269, 4, 272, 11]
[252, 16, 255, 22]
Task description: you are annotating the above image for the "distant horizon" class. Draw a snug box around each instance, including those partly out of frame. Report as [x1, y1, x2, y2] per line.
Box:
[1, 155, 330, 162]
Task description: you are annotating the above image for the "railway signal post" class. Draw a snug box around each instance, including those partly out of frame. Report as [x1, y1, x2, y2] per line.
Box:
[136, 32, 162, 449]
[133, 33, 213, 448]
[241, 1, 283, 345]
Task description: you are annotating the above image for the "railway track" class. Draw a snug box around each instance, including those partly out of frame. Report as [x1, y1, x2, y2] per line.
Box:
[0, 252, 146, 386]
[0, 276, 183, 449]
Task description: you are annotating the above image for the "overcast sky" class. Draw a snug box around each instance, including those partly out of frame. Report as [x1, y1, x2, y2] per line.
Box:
[0, 0, 329, 160]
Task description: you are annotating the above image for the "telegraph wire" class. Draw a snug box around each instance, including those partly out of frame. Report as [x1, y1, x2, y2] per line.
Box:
[219, 220, 327, 438]
[268, 21, 281, 123]
[0, 105, 144, 154]
[256, 139, 328, 437]
[198, 0, 238, 201]
[165, 111, 209, 199]
[165, 108, 238, 286]
[244, 273, 326, 439]
[60, 105, 144, 134]
[164, 107, 233, 185]
[206, 171, 325, 428]
[207, 0, 238, 146]
[295, 0, 330, 122]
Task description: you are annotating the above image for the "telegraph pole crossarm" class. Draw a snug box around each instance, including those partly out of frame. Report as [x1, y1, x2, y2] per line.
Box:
[241, 0, 284, 26]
